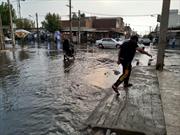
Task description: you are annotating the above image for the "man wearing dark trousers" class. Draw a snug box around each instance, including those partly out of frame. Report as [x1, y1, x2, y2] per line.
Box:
[112, 35, 152, 95]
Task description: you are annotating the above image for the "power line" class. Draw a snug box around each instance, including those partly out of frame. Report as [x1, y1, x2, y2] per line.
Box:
[37, 14, 69, 17]
[130, 24, 156, 27]
[76, 10, 159, 17]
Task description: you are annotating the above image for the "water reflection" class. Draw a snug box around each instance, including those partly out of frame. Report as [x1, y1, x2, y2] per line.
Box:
[0, 51, 21, 135]
[56, 40, 62, 50]
[47, 42, 50, 50]
[18, 49, 29, 61]
[46, 50, 59, 57]
[63, 59, 75, 73]
[0, 51, 19, 78]
[0, 52, 11, 65]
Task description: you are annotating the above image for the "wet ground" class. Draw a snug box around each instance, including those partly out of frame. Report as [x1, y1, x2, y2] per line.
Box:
[0, 43, 154, 135]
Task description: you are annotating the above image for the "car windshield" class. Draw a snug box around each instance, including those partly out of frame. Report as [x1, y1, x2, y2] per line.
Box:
[115, 38, 123, 41]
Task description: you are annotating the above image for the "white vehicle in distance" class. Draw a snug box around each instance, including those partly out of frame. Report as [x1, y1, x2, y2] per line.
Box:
[4, 37, 12, 44]
[115, 38, 124, 45]
[95, 38, 121, 49]
[139, 38, 151, 46]
[115, 38, 130, 45]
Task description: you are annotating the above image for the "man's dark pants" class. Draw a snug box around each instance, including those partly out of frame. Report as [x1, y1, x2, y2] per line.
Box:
[113, 62, 132, 87]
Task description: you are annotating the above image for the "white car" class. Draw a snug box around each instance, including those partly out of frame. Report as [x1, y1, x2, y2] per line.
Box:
[4, 37, 12, 44]
[139, 38, 151, 46]
[115, 38, 124, 45]
[95, 38, 121, 48]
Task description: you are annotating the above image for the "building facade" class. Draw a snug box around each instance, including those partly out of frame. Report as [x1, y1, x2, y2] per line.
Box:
[168, 9, 180, 28]
[61, 16, 126, 43]
[92, 17, 124, 39]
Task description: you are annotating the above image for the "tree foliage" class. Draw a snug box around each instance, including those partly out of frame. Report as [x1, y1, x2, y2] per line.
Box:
[72, 12, 85, 19]
[0, 2, 16, 26]
[15, 18, 35, 29]
[72, 12, 78, 20]
[41, 13, 61, 33]
[80, 13, 85, 18]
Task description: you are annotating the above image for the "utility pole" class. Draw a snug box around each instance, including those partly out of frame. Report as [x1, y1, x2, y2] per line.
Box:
[69, 0, 72, 42]
[17, 0, 25, 19]
[7, 0, 15, 47]
[156, 0, 171, 70]
[17, 0, 21, 18]
[78, 10, 81, 44]
[36, 13, 39, 44]
[0, 14, 5, 50]
[149, 26, 152, 33]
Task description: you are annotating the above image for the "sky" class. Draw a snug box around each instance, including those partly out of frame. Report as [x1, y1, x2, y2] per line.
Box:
[1, 0, 180, 35]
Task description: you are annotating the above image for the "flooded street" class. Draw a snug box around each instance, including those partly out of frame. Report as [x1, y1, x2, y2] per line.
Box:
[0, 43, 153, 135]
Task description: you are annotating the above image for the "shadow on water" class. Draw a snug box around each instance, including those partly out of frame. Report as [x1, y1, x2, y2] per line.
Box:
[0, 51, 19, 78]
[63, 59, 75, 73]
[18, 49, 29, 61]
[46, 50, 60, 57]
[0, 51, 11, 65]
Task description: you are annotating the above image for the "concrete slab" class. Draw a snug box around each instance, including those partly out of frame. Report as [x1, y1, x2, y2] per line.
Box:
[85, 67, 166, 135]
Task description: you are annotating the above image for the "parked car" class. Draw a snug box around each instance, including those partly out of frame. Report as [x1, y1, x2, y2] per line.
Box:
[139, 38, 151, 46]
[152, 37, 158, 45]
[95, 38, 121, 48]
[115, 38, 124, 45]
[115, 38, 123, 41]
[4, 37, 12, 44]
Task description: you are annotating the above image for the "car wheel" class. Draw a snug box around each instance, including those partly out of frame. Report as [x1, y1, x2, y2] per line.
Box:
[98, 44, 104, 49]
[116, 44, 120, 48]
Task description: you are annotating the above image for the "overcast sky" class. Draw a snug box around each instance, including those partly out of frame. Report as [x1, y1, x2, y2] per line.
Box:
[1, 0, 180, 35]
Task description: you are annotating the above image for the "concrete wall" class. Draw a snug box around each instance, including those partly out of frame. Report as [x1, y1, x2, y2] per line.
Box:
[168, 9, 180, 28]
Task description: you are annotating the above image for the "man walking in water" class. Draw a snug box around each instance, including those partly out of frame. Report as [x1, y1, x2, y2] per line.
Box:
[112, 35, 152, 95]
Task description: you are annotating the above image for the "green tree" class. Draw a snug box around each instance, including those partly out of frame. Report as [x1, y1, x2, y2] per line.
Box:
[41, 13, 61, 33]
[0, 2, 16, 26]
[148, 33, 153, 41]
[15, 18, 35, 29]
[72, 12, 78, 20]
[80, 13, 85, 18]
[72, 12, 85, 20]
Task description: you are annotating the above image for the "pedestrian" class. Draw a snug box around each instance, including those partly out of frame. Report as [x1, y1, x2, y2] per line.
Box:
[112, 35, 152, 95]
[63, 39, 74, 61]
[171, 37, 176, 48]
[54, 30, 62, 50]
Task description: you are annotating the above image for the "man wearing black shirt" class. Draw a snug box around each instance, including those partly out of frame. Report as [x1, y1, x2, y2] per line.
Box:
[112, 35, 152, 95]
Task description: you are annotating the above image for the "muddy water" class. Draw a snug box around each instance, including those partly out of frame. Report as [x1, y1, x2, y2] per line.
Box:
[0, 44, 152, 135]
[0, 44, 119, 135]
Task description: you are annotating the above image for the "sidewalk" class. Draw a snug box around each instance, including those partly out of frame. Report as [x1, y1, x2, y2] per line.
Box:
[85, 66, 166, 135]
[157, 49, 180, 135]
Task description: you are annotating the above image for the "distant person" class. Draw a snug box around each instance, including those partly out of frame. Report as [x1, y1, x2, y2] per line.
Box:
[63, 39, 74, 61]
[172, 37, 176, 48]
[54, 30, 61, 50]
[46, 32, 51, 42]
[112, 35, 152, 95]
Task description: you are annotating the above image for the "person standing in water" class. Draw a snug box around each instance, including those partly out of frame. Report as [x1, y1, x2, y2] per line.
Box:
[112, 35, 152, 95]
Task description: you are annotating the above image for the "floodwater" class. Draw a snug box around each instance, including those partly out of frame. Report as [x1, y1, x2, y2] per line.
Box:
[0, 43, 153, 135]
